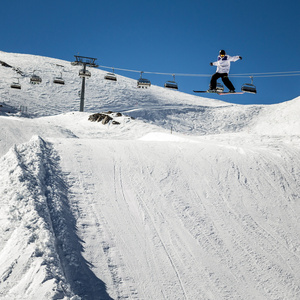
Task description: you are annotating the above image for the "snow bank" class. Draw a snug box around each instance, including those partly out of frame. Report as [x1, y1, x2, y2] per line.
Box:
[0, 136, 110, 299]
[0, 136, 72, 298]
[249, 96, 300, 135]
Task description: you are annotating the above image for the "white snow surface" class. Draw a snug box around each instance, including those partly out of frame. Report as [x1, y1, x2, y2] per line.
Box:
[0, 51, 300, 299]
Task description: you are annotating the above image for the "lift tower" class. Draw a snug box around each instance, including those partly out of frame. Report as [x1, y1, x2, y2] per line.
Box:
[71, 55, 98, 112]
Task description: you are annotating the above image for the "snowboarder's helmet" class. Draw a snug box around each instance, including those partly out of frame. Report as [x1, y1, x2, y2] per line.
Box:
[219, 50, 226, 56]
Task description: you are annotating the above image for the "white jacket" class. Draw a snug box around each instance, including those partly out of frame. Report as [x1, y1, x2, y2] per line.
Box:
[212, 55, 240, 74]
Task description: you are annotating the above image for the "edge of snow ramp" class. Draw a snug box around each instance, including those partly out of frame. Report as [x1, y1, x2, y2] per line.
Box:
[126, 104, 263, 135]
[0, 136, 113, 300]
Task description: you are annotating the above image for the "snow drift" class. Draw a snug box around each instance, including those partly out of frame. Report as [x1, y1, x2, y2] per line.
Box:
[0, 51, 300, 299]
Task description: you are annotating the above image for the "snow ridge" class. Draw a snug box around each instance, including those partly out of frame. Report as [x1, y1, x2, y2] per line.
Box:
[0, 136, 111, 300]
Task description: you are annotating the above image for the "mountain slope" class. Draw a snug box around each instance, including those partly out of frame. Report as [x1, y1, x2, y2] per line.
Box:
[0, 51, 300, 299]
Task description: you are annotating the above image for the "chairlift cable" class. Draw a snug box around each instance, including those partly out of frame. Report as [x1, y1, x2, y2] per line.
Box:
[232, 73, 300, 78]
[231, 71, 300, 76]
[98, 65, 300, 78]
[98, 65, 210, 77]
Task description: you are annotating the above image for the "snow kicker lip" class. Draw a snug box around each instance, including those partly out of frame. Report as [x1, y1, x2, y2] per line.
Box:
[0, 136, 112, 299]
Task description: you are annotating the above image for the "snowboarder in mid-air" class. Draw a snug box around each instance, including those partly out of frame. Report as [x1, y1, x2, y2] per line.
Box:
[208, 50, 242, 93]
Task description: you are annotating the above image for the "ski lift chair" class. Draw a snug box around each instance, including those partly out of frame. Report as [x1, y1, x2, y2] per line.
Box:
[105, 68, 117, 81]
[164, 75, 178, 90]
[137, 72, 151, 88]
[164, 81, 178, 90]
[79, 69, 91, 78]
[216, 83, 224, 92]
[53, 77, 65, 85]
[241, 76, 257, 94]
[11, 78, 21, 89]
[53, 72, 65, 85]
[30, 73, 42, 84]
[105, 72, 117, 81]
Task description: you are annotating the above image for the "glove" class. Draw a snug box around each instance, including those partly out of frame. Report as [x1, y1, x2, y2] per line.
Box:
[239, 56, 242, 60]
[210, 62, 213, 66]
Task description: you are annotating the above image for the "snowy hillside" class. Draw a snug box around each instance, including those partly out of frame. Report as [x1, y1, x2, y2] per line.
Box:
[0, 51, 300, 300]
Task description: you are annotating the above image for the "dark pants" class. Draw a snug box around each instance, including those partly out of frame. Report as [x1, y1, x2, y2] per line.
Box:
[210, 73, 235, 90]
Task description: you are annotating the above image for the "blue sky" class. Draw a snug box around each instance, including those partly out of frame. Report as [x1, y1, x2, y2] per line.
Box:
[0, 0, 299, 105]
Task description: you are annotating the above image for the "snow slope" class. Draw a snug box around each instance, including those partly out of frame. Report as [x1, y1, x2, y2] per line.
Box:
[0, 51, 300, 299]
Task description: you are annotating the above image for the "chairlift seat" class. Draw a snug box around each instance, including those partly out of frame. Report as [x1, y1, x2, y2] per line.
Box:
[11, 83, 21, 89]
[53, 77, 65, 85]
[241, 83, 257, 94]
[137, 78, 151, 88]
[105, 73, 117, 81]
[216, 83, 224, 92]
[164, 81, 178, 90]
[30, 75, 42, 84]
[79, 69, 91, 78]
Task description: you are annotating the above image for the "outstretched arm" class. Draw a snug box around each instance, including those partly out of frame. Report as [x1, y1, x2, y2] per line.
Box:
[229, 55, 242, 62]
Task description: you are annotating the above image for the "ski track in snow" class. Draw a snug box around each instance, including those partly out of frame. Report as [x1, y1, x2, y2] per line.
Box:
[53, 137, 300, 299]
[0, 51, 300, 299]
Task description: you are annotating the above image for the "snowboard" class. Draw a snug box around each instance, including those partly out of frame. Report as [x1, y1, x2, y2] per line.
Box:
[217, 92, 244, 95]
[193, 90, 244, 95]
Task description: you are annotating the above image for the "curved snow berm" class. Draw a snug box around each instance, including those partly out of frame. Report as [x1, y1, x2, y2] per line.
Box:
[249, 96, 300, 135]
[0, 136, 111, 300]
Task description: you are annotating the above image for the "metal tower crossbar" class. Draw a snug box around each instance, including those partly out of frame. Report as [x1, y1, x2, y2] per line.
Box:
[72, 55, 99, 67]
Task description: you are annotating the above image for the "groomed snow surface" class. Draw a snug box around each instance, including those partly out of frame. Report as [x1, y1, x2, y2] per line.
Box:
[0, 51, 300, 299]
